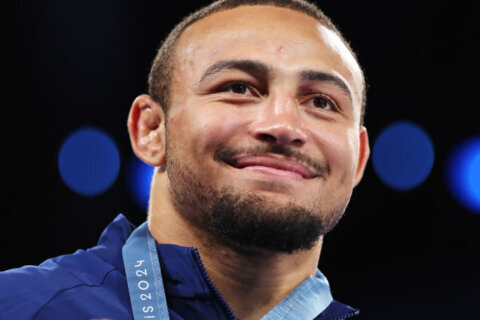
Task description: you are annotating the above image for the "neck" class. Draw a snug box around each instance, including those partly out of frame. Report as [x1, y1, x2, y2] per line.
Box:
[148, 172, 323, 320]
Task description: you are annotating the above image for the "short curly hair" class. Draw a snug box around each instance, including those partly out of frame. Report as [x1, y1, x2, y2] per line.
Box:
[148, 0, 366, 124]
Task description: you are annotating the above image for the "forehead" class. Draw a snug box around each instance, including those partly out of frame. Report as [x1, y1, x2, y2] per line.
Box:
[174, 5, 364, 107]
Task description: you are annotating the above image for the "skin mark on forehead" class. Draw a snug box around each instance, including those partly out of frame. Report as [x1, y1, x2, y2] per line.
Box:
[198, 58, 353, 102]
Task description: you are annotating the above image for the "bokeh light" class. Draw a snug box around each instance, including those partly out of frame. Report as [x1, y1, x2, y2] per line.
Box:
[372, 121, 435, 190]
[58, 127, 120, 196]
[446, 136, 480, 213]
[126, 156, 154, 210]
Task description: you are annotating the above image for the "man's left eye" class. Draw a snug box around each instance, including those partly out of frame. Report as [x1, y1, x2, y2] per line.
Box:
[305, 95, 338, 111]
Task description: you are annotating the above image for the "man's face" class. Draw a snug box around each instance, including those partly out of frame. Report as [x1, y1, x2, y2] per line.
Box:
[163, 5, 369, 253]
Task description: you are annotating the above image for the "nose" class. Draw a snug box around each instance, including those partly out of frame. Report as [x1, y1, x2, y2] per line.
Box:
[248, 93, 308, 147]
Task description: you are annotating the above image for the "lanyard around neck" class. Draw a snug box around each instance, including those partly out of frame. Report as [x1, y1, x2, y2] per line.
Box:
[122, 221, 170, 320]
[122, 221, 333, 320]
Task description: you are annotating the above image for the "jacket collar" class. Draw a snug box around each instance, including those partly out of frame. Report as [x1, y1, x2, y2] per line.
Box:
[90, 214, 359, 319]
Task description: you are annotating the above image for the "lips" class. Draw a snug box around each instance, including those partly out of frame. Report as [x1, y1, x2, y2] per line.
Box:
[230, 155, 317, 179]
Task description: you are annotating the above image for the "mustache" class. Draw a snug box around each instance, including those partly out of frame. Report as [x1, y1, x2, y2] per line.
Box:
[214, 144, 331, 179]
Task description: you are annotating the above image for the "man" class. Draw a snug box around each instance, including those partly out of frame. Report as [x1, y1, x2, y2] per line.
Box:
[0, 0, 369, 319]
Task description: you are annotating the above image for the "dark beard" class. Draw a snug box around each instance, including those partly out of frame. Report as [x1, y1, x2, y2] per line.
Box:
[209, 189, 345, 254]
[167, 141, 347, 255]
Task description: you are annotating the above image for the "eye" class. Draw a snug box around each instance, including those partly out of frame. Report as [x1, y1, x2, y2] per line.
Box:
[304, 94, 338, 111]
[230, 83, 248, 94]
[217, 81, 258, 96]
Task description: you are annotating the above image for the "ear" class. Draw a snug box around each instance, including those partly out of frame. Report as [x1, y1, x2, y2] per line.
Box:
[353, 126, 370, 187]
[127, 94, 166, 167]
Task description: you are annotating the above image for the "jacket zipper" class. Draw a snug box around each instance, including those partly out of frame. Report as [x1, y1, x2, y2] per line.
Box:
[192, 248, 238, 320]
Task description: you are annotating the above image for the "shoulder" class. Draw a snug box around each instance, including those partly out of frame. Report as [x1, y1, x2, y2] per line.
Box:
[0, 249, 118, 319]
[315, 299, 360, 320]
[0, 214, 136, 320]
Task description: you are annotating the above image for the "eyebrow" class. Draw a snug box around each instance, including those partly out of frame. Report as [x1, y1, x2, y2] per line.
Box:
[199, 59, 352, 101]
[199, 59, 270, 83]
[300, 70, 352, 101]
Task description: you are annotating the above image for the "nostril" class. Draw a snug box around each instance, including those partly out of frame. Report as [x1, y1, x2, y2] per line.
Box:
[257, 133, 277, 143]
[292, 138, 303, 147]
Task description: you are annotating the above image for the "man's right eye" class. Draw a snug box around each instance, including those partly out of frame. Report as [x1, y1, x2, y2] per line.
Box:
[229, 83, 248, 94]
[217, 81, 255, 96]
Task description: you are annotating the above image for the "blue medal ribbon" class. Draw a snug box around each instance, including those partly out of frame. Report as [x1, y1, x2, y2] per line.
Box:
[122, 221, 333, 320]
[122, 221, 170, 320]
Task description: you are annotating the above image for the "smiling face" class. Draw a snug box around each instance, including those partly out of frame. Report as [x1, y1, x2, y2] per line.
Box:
[162, 5, 369, 253]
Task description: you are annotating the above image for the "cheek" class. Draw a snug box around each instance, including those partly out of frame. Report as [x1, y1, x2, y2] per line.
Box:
[198, 114, 238, 150]
[170, 106, 246, 158]
[313, 126, 358, 181]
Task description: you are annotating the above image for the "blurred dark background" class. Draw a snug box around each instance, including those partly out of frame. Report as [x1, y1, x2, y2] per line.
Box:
[2, 1, 479, 319]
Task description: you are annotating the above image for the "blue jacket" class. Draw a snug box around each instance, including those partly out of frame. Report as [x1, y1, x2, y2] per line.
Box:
[0, 215, 359, 320]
